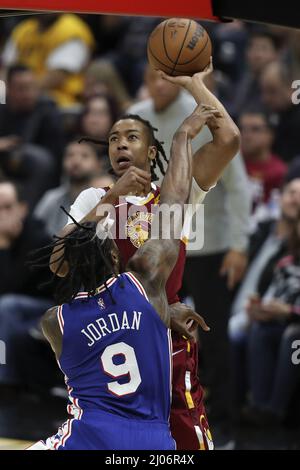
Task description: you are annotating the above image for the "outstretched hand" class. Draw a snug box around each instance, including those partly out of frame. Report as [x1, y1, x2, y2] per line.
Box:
[158, 56, 213, 90]
[169, 302, 210, 340]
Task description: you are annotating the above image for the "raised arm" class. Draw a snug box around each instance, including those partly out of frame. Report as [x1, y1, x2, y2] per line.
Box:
[160, 60, 241, 191]
[128, 104, 220, 286]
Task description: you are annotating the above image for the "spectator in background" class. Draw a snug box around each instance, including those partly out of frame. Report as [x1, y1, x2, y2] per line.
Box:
[229, 178, 300, 414]
[1, 14, 95, 109]
[83, 14, 129, 58]
[206, 20, 249, 84]
[230, 30, 280, 119]
[282, 28, 300, 79]
[107, 16, 161, 96]
[260, 61, 300, 162]
[128, 65, 250, 446]
[79, 94, 119, 144]
[240, 109, 287, 211]
[0, 65, 64, 209]
[285, 156, 300, 183]
[203, 68, 234, 112]
[0, 180, 53, 393]
[83, 59, 132, 112]
[1, 65, 64, 157]
[34, 140, 104, 236]
[246, 211, 300, 425]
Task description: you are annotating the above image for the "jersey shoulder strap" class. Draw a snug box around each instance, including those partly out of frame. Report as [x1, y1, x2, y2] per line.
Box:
[124, 272, 149, 301]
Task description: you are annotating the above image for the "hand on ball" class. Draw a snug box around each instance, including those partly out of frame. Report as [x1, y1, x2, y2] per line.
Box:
[158, 56, 213, 91]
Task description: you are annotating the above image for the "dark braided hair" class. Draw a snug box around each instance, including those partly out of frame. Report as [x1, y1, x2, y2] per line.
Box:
[28, 212, 119, 305]
[79, 114, 168, 182]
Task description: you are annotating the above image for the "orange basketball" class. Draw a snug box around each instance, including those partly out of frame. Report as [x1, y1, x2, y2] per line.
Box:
[147, 18, 212, 76]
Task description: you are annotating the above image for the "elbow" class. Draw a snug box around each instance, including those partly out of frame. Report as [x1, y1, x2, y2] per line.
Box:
[232, 126, 241, 153]
[223, 125, 241, 157]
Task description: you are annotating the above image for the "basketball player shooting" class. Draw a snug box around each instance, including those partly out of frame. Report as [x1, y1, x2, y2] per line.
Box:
[49, 58, 240, 450]
[27, 103, 219, 450]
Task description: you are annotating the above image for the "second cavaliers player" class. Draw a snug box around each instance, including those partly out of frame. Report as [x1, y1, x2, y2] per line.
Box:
[50, 62, 240, 450]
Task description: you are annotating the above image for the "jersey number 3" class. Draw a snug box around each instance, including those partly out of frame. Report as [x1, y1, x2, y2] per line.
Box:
[101, 342, 141, 396]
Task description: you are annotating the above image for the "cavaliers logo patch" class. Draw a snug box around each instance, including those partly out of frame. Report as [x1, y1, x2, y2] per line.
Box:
[126, 211, 154, 248]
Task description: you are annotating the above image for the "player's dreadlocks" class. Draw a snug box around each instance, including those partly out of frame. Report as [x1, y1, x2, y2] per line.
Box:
[79, 114, 169, 182]
[28, 211, 119, 305]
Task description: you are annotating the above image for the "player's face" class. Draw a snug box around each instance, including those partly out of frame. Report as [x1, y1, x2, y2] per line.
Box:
[108, 119, 155, 176]
[281, 179, 300, 221]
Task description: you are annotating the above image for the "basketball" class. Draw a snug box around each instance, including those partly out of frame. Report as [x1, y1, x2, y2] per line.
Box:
[147, 18, 212, 76]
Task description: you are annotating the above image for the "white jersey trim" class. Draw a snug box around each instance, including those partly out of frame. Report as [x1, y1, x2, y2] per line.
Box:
[29, 375, 84, 450]
[57, 305, 64, 334]
[125, 272, 149, 301]
[73, 276, 119, 300]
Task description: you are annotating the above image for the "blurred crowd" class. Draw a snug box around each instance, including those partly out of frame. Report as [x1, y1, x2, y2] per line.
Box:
[0, 13, 300, 448]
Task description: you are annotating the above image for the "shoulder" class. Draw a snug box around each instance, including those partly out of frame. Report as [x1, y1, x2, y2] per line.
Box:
[41, 306, 63, 358]
[74, 186, 107, 204]
[41, 306, 60, 337]
[67, 187, 107, 225]
[126, 270, 170, 327]
[37, 186, 67, 206]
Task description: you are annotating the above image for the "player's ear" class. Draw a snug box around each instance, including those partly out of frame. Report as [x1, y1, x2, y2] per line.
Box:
[148, 146, 157, 161]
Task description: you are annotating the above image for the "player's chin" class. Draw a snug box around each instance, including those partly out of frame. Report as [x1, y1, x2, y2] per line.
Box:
[114, 162, 134, 176]
[113, 167, 128, 177]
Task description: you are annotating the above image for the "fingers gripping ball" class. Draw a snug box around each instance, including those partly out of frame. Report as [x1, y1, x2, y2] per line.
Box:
[147, 18, 212, 76]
